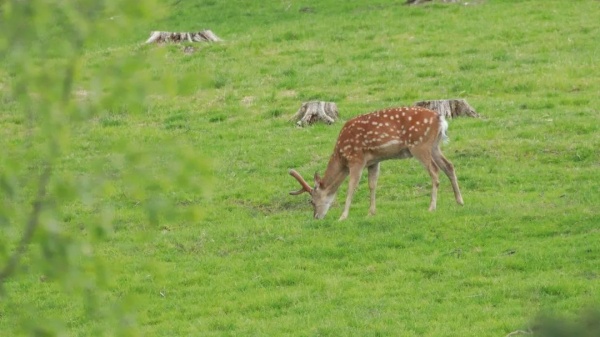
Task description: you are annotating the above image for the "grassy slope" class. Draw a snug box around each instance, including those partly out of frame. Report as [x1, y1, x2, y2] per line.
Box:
[1, 0, 600, 336]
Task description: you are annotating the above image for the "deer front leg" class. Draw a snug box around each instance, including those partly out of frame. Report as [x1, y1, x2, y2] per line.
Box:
[367, 163, 380, 216]
[339, 165, 363, 220]
[427, 162, 440, 211]
[411, 148, 440, 211]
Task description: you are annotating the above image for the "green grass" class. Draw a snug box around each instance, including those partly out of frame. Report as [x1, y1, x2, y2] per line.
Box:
[1, 0, 600, 336]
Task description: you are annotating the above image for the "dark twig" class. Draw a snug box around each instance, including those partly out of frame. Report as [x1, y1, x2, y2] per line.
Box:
[0, 164, 52, 291]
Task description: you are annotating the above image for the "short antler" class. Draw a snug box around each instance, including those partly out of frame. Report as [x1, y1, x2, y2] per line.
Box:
[289, 169, 313, 195]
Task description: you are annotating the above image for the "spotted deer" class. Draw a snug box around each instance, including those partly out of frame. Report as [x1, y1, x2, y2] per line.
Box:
[289, 106, 464, 220]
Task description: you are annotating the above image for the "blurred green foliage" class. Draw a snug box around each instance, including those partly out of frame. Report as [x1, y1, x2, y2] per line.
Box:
[532, 308, 600, 337]
[0, 0, 208, 335]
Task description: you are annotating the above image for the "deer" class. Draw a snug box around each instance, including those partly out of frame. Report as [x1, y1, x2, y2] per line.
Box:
[289, 106, 464, 220]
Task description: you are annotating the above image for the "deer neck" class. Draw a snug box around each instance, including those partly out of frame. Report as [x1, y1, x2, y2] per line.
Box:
[320, 153, 349, 195]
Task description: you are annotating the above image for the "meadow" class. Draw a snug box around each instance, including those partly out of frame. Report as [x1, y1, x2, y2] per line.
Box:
[1, 0, 599, 336]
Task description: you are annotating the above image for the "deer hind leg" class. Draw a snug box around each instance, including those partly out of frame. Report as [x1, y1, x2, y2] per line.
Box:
[432, 148, 464, 206]
[410, 148, 440, 211]
[340, 164, 363, 220]
[367, 163, 380, 216]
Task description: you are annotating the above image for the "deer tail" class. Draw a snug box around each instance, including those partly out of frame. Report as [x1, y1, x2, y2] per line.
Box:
[438, 114, 449, 143]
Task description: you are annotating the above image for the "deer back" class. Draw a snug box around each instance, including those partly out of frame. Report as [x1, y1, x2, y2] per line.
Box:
[333, 107, 443, 164]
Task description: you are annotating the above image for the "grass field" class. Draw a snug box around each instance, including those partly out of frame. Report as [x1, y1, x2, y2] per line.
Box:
[1, 0, 599, 336]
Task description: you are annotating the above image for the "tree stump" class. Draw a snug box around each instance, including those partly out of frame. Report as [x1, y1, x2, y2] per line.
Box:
[145, 30, 222, 44]
[291, 101, 339, 127]
[413, 99, 480, 119]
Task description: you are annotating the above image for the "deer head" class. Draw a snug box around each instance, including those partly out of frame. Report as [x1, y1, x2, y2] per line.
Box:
[288, 169, 336, 219]
[289, 106, 464, 220]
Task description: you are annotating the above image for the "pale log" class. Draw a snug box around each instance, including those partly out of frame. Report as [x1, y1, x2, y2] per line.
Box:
[413, 99, 480, 119]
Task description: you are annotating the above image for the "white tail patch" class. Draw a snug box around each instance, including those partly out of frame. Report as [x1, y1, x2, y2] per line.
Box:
[439, 115, 449, 143]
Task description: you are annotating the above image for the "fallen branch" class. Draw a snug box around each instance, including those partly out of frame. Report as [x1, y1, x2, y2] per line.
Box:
[505, 329, 533, 337]
[145, 30, 222, 44]
[406, 0, 460, 4]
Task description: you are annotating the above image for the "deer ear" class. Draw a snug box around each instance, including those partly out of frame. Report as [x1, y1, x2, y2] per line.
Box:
[313, 172, 322, 188]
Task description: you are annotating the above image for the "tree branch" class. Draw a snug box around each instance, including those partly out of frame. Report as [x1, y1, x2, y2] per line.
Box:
[0, 164, 52, 291]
